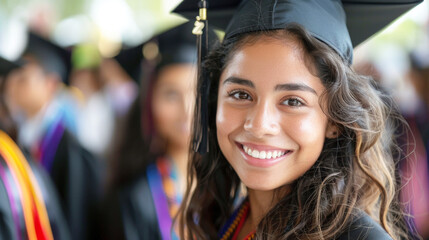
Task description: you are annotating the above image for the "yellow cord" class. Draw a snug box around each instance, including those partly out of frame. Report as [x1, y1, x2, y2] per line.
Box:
[0, 130, 53, 240]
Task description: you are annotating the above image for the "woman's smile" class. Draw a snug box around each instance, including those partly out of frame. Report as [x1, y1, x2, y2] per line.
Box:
[235, 141, 293, 167]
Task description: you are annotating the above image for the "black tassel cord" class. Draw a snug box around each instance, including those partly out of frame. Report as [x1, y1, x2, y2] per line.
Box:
[192, 0, 210, 154]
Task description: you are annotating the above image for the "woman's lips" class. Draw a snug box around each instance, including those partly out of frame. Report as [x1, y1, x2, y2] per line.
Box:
[236, 142, 292, 168]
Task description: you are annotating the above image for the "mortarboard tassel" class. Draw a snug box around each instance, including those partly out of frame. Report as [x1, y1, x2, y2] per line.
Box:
[192, 0, 210, 154]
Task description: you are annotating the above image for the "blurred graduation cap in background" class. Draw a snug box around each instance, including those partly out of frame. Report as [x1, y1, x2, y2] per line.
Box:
[113, 43, 144, 83]
[0, 56, 23, 77]
[173, 0, 423, 153]
[409, 47, 429, 70]
[114, 21, 218, 84]
[23, 32, 72, 84]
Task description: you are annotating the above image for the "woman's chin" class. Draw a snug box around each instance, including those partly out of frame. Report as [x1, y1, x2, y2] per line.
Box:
[240, 177, 282, 192]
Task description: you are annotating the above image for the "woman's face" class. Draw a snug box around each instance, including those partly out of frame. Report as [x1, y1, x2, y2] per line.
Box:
[216, 36, 332, 191]
[152, 64, 197, 151]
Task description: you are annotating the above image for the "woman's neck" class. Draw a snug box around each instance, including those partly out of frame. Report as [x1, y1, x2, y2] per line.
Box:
[246, 189, 275, 229]
[246, 186, 291, 229]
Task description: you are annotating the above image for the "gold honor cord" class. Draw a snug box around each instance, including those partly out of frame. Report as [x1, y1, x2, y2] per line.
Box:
[0, 130, 53, 240]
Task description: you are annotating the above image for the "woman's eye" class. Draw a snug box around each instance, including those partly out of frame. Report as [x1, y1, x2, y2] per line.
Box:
[282, 98, 303, 107]
[229, 91, 252, 100]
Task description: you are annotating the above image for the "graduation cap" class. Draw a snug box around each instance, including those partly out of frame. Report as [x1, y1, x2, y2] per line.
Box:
[114, 21, 218, 84]
[114, 43, 144, 83]
[24, 32, 72, 84]
[0, 57, 22, 77]
[174, 0, 422, 64]
[173, 0, 423, 153]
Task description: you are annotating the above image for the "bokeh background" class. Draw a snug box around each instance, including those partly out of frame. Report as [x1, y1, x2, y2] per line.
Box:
[1, 0, 429, 239]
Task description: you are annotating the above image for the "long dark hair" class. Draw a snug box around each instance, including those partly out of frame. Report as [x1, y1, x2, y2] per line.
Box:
[178, 24, 412, 239]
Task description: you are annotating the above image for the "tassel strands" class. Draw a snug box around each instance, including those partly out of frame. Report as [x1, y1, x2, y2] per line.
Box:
[192, 0, 210, 154]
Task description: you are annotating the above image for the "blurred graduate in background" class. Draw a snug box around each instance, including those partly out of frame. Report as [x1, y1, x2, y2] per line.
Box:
[70, 43, 115, 158]
[0, 56, 70, 239]
[400, 48, 429, 239]
[99, 54, 139, 122]
[100, 22, 217, 240]
[2, 33, 103, 240]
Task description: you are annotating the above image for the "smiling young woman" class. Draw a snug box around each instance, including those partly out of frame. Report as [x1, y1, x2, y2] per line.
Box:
[174, 0, 422, 239]
[217, 35, 332, 194]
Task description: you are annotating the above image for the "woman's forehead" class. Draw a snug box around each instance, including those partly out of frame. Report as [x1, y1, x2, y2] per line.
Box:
[223, 36, 314, 78]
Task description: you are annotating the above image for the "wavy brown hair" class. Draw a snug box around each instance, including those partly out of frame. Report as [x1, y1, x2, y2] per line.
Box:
[177, 24, 413, 239]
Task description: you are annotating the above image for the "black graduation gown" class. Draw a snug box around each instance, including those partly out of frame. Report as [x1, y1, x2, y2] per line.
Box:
[336, 213, 392, 240]
[49, 130, 103, 240]
[0, 158, 71, 240]
[102, 172, 161, 240]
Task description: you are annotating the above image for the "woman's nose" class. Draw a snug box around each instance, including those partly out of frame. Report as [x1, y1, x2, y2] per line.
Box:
[243, 102, 280, 138]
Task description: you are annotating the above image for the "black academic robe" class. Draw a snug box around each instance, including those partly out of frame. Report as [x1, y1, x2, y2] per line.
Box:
[336, 213, 392, 240]
[0, 158, 71, 240]
[49, 130, 103, 240]
[102, 172, 161, 240]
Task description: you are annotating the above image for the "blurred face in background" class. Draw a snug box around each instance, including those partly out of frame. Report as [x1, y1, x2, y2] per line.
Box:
[70, 69, 101, 100]
[151, 63, 197, 152]
[4, 61, 58, 119]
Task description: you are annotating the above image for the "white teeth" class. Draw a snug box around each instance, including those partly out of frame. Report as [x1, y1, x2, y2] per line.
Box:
[251, 150, 259, 158]
[242, 145, 288, 160]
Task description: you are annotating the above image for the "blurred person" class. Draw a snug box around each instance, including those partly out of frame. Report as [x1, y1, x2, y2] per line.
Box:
[101, 22, 216, 240]
[99, 56, 139, 119]
[400, 50, 429, 239]
[0, 58, 19, 141]
[3, 33, 102, 240]
[354, 32, 429, 239]
[0, 56, 71, 240]
[70, 43, 115, 158]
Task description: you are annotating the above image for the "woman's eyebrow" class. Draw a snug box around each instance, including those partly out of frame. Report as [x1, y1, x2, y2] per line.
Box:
[223, 77, 255, 88]
[275, 83, 317, 95]
[223, 77, 317, 95]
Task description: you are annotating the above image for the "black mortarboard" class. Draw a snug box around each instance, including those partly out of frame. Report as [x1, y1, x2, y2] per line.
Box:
[114, 43, 144, 83]
[409, 49, 429, 71]
[173, 0, 423, 153]
[115, 21, 218, 83]
[24, 32, 72, 84]
[0, 57, 22, 77]
[174, 0, 422, 64]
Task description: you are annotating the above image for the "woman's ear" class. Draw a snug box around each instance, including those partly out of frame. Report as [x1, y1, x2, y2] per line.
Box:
[325, 121, 339, 139]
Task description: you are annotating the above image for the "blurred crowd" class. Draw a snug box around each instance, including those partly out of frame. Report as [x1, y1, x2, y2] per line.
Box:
[0, 0, 429, 239]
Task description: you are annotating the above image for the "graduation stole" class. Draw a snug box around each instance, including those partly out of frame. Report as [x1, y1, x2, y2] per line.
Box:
[34, 112, 66, 173]
[147, 156, 181, 240]
[219, 200, 255, 240]
[0, 130, 53, 240]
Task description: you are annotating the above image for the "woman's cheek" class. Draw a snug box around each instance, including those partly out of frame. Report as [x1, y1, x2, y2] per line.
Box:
[216, 100, 228, 142]
[287, 113, 327, 155]
[216, 101, 241, 149]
